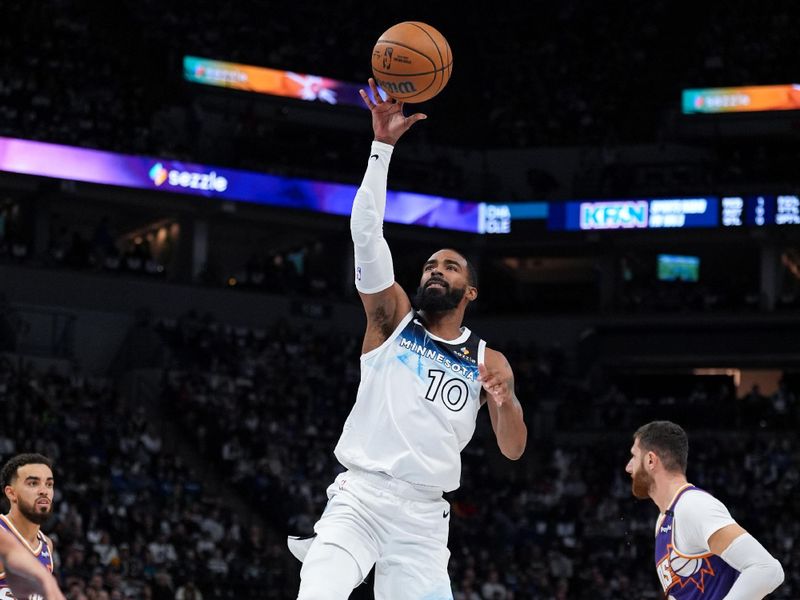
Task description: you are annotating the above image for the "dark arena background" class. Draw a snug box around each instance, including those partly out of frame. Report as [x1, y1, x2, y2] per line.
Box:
[1, 2, 798, 598]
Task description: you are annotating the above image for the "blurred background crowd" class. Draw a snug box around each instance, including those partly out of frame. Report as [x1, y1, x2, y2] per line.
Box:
[1, 310, 797, 598]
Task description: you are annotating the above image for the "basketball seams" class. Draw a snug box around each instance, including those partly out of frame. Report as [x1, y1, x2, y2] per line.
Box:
[404, 22, 445, 96]
[669, 551, 702, 577]
[372, 22, 451, 102]
[671, 555, 689, 570]
[445, 40, 452, 81]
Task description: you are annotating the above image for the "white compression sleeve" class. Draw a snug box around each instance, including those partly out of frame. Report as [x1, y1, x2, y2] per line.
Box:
[350, 141, 395, 294]
[297, 538, 363, 599]
[720, 533, 784, 600]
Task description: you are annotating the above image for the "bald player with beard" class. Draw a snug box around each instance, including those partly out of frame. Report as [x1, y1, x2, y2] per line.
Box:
[626, 421, 784, 600]
[0, 454, 59, 600]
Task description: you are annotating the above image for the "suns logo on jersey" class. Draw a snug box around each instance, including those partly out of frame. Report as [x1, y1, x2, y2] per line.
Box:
[656, 544, 717, 594]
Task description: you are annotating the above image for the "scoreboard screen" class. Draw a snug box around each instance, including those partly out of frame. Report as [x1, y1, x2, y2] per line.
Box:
[721, 195, 799, 227]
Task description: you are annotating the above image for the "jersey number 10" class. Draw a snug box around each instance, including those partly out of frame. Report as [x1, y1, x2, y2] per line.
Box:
[425, 369, 469, 412]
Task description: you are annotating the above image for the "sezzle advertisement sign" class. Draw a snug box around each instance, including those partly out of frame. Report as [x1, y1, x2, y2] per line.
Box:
[0, 136, 505, 234]
[682, 84, 800, 114]
[148, 162, 228, 192]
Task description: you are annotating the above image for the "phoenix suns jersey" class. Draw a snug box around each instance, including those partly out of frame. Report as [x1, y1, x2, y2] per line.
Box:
[654, 485, 739, 599]
[335, 310, 486, 492]
[0, 514, 54, 599]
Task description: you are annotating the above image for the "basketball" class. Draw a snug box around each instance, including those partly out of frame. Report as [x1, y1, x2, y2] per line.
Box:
[669, 551, 703, 578]
[371, 22, 453, 103]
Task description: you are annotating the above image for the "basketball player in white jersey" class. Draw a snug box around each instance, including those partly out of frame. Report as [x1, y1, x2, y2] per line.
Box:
[1, 454, 60, 600]
[290, 78, 527, 600]
[626, 421, 784, 600]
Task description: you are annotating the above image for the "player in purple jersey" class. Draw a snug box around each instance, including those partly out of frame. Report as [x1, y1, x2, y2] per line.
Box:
[626, 421, 784, 600]
[0, 527, 64, 600]
[0, 454, 58, 600]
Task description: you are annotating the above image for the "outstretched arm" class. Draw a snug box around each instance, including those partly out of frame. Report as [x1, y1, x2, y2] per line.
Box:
[0, 528, 65, 600]
[352, 79, 426, 354]
[479, 348, 527, 460]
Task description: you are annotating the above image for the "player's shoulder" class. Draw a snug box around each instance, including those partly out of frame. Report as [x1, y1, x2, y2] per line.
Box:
[482, 346, 512, 372]
[40, 532, 54, 550]
[675, 487, 729, 515]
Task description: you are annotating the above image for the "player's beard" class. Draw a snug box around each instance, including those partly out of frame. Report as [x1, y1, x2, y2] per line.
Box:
[18, 497, 53, 525]
[413, 280, 466, 313]
[631, 460, 654, 499]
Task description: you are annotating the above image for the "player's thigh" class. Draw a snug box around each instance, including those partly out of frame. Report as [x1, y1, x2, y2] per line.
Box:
[373, 539, 453, 600]
[298, 537, 364, 600]
[314, 482, 381, 578]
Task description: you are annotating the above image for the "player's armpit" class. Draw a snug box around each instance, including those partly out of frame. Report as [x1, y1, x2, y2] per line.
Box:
[358, 283, 411, 354]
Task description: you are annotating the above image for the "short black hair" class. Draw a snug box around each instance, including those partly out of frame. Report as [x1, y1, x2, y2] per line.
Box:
[1, 453, 54, 489]
[634, 421, 688, 474]
[439, 248, 479, 288]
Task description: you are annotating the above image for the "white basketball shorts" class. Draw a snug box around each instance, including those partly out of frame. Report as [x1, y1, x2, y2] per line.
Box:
[304, 469, 454, 600]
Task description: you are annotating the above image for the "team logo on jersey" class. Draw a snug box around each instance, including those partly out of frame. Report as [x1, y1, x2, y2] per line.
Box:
[656, 544, 716, 593]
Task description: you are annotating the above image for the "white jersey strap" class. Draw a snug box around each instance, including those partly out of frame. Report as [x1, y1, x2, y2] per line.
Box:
[477, 339, 487, 365]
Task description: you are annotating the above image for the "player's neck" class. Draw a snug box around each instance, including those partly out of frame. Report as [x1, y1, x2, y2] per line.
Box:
[4, 510, 41, 548]
[651, 474, 689, 514]
[417, 309, 464, 340]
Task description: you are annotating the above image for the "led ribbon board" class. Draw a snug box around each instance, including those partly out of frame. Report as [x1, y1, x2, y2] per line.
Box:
[683, 84, 800, 114]
[548, 198, 719, 231]
[0, 136, 517, 234]
[184, 55, 378, 108]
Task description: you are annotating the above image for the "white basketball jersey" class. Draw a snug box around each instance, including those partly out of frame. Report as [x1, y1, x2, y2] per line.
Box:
[334, 310, 486, 492]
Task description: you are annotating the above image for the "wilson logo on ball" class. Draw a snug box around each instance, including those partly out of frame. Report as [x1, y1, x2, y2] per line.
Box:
[375, 78, 417, 95]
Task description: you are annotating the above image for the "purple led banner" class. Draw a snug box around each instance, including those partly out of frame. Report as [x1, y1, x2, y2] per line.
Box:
[0, 136, 504, 234]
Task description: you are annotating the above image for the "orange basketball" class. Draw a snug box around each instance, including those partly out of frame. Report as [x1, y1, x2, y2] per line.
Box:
[371, 22, 453, 103]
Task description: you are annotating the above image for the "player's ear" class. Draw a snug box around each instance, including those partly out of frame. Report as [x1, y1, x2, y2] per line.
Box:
[466, 286, 478, 301]
[646, 451, 657, 470]
[4, 485, 15, 503]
